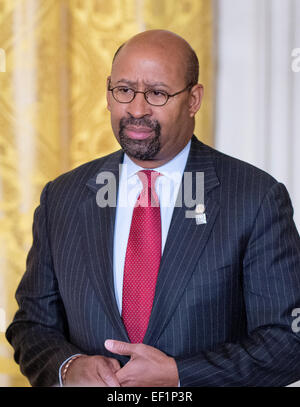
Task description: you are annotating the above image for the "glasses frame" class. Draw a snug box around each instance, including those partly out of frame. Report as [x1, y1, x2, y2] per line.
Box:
[108, 80, 193, 106]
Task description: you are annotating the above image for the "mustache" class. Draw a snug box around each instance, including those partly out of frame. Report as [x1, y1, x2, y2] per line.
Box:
[119, 116, 160, 131]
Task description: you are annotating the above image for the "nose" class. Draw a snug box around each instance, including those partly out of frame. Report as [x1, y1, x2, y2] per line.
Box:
[126, 91, 152, 118]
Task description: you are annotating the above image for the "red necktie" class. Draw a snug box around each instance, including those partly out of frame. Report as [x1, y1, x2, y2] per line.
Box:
[122, 170, 162, 343]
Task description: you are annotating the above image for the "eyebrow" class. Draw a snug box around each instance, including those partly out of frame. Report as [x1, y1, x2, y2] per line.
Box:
[115, 79, 171, 89]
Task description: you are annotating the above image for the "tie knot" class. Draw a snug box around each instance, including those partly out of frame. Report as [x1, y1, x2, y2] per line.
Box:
[137, 170, 161, 191]
[136, 170, 161, 207]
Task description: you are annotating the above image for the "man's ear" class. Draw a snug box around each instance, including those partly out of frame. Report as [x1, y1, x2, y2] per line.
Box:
[106, 76, 112, 112]
[188, 84, 204, 118]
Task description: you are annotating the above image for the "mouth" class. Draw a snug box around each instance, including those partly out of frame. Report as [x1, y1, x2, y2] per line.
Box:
[125, 126, 154, 140]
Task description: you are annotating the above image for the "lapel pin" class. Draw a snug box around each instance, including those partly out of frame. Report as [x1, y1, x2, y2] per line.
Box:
[195, 203, 206, 225]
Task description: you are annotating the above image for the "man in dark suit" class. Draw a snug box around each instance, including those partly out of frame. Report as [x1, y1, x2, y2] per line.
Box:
[6, 30, 300, 387]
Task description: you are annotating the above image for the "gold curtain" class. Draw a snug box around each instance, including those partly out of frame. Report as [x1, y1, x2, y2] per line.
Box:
[0, 0, 214, 386]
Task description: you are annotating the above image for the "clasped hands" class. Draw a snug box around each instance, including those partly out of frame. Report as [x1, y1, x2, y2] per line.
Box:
[64, 340, 179, 387]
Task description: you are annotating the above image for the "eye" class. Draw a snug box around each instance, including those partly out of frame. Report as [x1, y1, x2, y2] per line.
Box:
[117, 87, 131, 93]
[148, 90, 166, 97]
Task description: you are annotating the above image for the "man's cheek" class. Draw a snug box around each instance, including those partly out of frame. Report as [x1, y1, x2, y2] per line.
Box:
[110, 120, 120, 139]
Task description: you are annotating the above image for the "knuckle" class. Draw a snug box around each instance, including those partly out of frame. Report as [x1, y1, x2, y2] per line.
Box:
[101, 372, 112, 381]
[119, 343, 127, 353]
[102, 372, 116, 386]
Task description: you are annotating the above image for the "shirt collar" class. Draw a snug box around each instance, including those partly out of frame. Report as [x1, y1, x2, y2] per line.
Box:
[122, 139, 191, 182]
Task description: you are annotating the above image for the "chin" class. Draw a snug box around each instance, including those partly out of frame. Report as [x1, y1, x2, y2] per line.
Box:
[119, 134, 161, 161]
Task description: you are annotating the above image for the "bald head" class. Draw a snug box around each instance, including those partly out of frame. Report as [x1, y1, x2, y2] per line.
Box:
[112, 30, 199, 87]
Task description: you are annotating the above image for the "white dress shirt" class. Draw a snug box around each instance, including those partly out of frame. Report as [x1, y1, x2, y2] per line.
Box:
[59, 140, 191, 385]
[113, 140, 191, 314]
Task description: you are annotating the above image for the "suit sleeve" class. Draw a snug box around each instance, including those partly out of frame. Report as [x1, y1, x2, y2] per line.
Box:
[175, 182, 300, 386]
[5, 182, 83, 387]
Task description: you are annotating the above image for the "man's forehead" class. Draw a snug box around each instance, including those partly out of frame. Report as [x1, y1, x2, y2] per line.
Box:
[111, 47, 186, 85]
[112, 35, 188, 70]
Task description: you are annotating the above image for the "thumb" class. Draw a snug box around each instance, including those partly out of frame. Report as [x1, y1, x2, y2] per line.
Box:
[105, 339, 136, 356]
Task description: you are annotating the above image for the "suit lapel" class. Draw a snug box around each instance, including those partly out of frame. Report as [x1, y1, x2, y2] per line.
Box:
[143, 137, 221, 346]
[78, 137, 220, 345]
[79, 150, 129, 341]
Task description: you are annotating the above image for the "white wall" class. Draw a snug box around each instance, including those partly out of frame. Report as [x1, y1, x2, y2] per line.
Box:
[214, 0, 300, 232]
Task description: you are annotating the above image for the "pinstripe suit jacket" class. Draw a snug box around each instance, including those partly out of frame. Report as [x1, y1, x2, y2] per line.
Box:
[6, 135, 300, 386]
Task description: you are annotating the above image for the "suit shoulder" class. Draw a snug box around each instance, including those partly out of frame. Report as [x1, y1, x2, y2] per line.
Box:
[194, 141, 280, 204]
[207, 145, 278, 189]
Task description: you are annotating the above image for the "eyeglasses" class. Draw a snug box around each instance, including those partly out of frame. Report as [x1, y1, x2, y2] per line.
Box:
[108, 81, 193, 106]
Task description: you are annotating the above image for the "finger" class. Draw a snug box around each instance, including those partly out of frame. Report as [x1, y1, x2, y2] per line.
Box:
[96, 359, 120, 387]
[116, 365, 129, 384]
[105, 339, 137, 356]
[108, 357, 121, 373]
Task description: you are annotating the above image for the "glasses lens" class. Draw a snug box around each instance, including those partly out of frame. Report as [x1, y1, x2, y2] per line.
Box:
[145, 90, 168, 106]
[113, 87, 135, 103]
